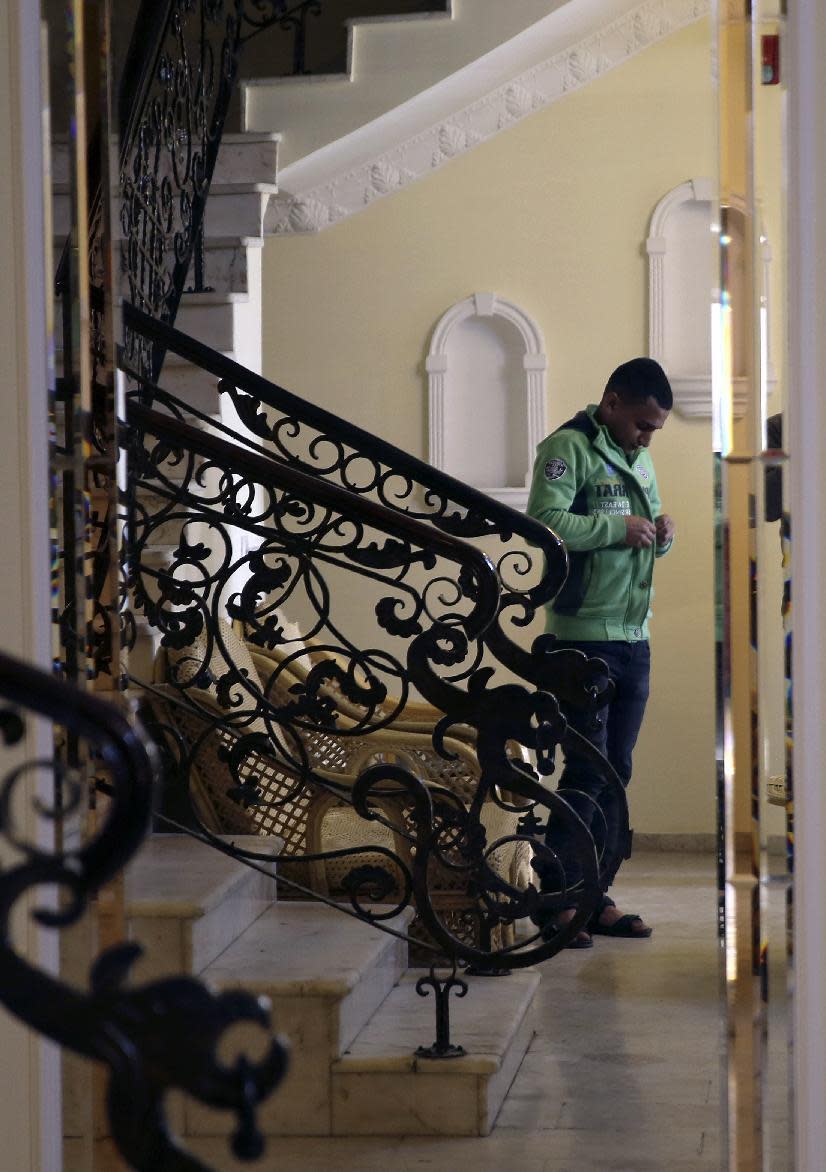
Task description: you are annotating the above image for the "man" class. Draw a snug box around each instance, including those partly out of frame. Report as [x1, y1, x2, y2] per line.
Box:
[526, 357, 674, 947]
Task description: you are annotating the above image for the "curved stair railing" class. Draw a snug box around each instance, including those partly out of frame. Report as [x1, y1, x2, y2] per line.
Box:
[122, 302, 615, 718]
[0, 650, 287, 1170]
[54, 1, 339, 370]
[120, 377, 628, 1050]
[48, 0, 631, 1069]
[117, 0, 317, 363]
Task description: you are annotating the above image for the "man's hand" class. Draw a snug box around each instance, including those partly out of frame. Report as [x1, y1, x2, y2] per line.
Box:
[655, 514, 675, 547]
[624, 515, 657, 548]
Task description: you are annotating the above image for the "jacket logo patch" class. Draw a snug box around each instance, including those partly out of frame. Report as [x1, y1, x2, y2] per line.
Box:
[544, 458, 567, 481]
[635, 465, 650, 480]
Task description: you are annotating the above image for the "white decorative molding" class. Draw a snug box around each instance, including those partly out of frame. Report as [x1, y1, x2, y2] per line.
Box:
[426, 293, 547, 509]
[647, 177, 716, 418]
[266, 0, 711, 235]
[647, 178, 774, 419]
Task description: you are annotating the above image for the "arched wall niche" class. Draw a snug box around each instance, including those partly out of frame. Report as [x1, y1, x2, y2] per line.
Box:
[647, 177, 775, 419]
[426, 292, 547, 510]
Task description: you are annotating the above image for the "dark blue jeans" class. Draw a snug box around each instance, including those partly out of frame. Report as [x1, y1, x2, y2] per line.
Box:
[541, 639, 651, 908]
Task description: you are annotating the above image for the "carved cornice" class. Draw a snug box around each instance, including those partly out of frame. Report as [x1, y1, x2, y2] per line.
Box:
[267, 0, 711, 235]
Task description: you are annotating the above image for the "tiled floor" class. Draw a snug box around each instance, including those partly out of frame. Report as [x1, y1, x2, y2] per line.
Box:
[70, 851, 794, 1170]
[193, 851, 726, 1171]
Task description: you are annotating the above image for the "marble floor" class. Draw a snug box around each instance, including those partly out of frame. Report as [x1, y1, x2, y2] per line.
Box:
[191, 851, 728, 1171]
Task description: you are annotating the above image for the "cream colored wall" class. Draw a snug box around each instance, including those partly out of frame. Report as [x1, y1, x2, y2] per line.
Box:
[260, 20, 717, 835]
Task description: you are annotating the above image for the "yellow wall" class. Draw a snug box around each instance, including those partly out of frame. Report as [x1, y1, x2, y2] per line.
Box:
[260, 20, 718, 835]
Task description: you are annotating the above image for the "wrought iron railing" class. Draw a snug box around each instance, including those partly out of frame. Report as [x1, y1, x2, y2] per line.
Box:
[121, 303, 614, 718]
[42, 0, 626, 1120]
[120, 357, 628, 1048]
[50, 1, 325, 382]
[0, 650, 287, 1170]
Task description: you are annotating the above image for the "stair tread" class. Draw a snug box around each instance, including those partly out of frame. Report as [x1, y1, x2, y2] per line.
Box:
[220, 131, 282, 144]
[244, 73, 350, 88]
[333, 968, 539, 1073]
[53, 180, 278, 196]
[125, 833, 280, 919]
[202, 903, 414, 997]
[186, 235, 265, 249]
[347, 10, 451, 27]
[178, 290, 249, 306]
[207, 181, 279, 195]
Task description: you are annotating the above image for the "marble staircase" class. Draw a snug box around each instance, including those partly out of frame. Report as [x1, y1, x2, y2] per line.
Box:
[52, 130, 280, 417]
[106, 832, 539, 1141]
[331, 968, 539, 1137]
[241, 0, 572, 169]
[123, 833, 281, 983]
[52, 130, 281, 681]
[54, 28, 548, 1147]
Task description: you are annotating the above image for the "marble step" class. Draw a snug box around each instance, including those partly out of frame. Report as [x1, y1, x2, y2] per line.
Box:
[51, 131, 280, 189]
[152, 361, 228, 418]
[130, 491, 185, 552]
[53, 237, 262, 300]
[180, 235, 263, 297]
[331, 968, 539, 1136]
[185, 903, 413, 1137]
[173, 295, 245, 352]
[202, 184, 277, 238]
[211, 132, 281, 188]
[51, 130, 279, 239]
[52, 288, 244, 367]
[64, 832, 281, 1140]
[125, 832, 281, 983]
[53, 179, 275, 242]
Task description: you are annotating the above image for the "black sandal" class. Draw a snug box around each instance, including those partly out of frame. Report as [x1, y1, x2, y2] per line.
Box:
[589, 898, 652, 938]
[590, 913, 652, 938]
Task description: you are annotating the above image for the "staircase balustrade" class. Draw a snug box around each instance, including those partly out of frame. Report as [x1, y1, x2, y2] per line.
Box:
[120, 365, 627, 1049]
[55, 0, 328, 379]
[122, 303, 616, 719]
[43, 0, 633, 1111]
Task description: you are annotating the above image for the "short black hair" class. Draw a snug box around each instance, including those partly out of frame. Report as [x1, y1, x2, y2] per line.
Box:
[605, 358, 673, 410]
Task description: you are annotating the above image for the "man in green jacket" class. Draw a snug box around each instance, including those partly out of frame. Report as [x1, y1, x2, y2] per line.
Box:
[526, 357, 674, 946]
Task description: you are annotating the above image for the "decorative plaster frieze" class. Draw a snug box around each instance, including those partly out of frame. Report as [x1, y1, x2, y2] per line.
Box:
[266, 0, 711, 235]
[497, 83, 543, 129]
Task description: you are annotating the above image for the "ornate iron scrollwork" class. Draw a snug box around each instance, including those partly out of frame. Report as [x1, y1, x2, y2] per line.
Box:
[114, 298, 631, 1050]
[117, 1, 327, 381]
[121, 304, 611, 719]
[119, 1, 239, 358]
[0, 650, 287, 1170]
[121, 392, 625, 973]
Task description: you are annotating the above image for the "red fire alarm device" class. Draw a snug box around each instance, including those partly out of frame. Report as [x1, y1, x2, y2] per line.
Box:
[762, 34, 780, 85]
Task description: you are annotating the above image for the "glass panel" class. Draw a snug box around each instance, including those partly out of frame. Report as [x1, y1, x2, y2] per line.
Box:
[715, 1, 792, 1166]
[753, 2, 793, 1167]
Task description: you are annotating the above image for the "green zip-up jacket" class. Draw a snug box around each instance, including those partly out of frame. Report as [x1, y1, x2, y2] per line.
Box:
[526, 404, 672, 641]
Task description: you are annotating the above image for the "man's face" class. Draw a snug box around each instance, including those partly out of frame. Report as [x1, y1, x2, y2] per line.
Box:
[600, 393, 670, 455]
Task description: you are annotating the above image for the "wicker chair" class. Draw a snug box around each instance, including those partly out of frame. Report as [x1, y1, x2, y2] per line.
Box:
[144, 618, 533, 952]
